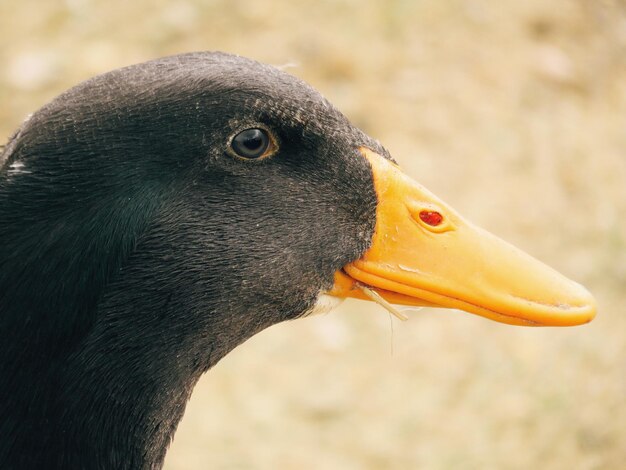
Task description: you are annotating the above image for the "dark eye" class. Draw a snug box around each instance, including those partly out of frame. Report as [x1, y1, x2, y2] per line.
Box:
[230, 128, 273, 159]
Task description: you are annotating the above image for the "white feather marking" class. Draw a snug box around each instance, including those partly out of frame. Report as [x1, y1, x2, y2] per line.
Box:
[7, 161, 31, 175]
[304, 294, 344, 317]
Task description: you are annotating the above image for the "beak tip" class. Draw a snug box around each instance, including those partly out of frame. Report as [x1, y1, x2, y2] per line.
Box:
[546, 286, 597, 327]
[579, 295, 598, 325]
[571, 283, 598, 325]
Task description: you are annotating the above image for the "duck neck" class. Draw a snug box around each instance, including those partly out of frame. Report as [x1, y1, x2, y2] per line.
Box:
[0, 146, 200, 467]
[0, 216, 278, 469]
[2, 348, 200, 469]
[0, 228, 257, 469]
[0, 285, 240, 470]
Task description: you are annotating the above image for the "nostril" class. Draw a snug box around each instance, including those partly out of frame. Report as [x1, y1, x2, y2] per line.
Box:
[407, 203, 454, 233]
[419, 210, 443, 227]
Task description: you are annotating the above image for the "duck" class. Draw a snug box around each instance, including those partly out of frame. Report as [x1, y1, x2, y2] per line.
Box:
[0, 51, 596, 469]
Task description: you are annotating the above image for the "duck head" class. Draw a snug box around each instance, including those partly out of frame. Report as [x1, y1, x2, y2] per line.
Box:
[0, 52, 595, 468]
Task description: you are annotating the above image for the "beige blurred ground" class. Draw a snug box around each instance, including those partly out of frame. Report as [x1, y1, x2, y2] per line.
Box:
[1, 0, 625, 468]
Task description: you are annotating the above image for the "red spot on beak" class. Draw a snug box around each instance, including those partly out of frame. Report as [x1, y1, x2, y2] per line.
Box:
[419, 210, 443, 226]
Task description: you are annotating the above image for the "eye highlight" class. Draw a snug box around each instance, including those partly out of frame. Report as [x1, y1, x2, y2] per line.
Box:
[230, 128, 275, 160]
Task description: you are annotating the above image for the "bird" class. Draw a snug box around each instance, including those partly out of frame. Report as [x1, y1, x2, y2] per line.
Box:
[0, 51, 596, 469]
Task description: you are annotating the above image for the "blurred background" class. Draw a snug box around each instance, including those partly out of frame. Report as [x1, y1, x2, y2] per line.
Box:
[1, 0, 625, 468]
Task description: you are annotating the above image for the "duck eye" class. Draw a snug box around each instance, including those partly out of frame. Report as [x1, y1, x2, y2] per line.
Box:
[231, 128, 272, 159]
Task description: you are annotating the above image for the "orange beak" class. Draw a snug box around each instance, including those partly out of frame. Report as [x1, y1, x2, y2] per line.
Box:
[329, 148, 597, 326]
